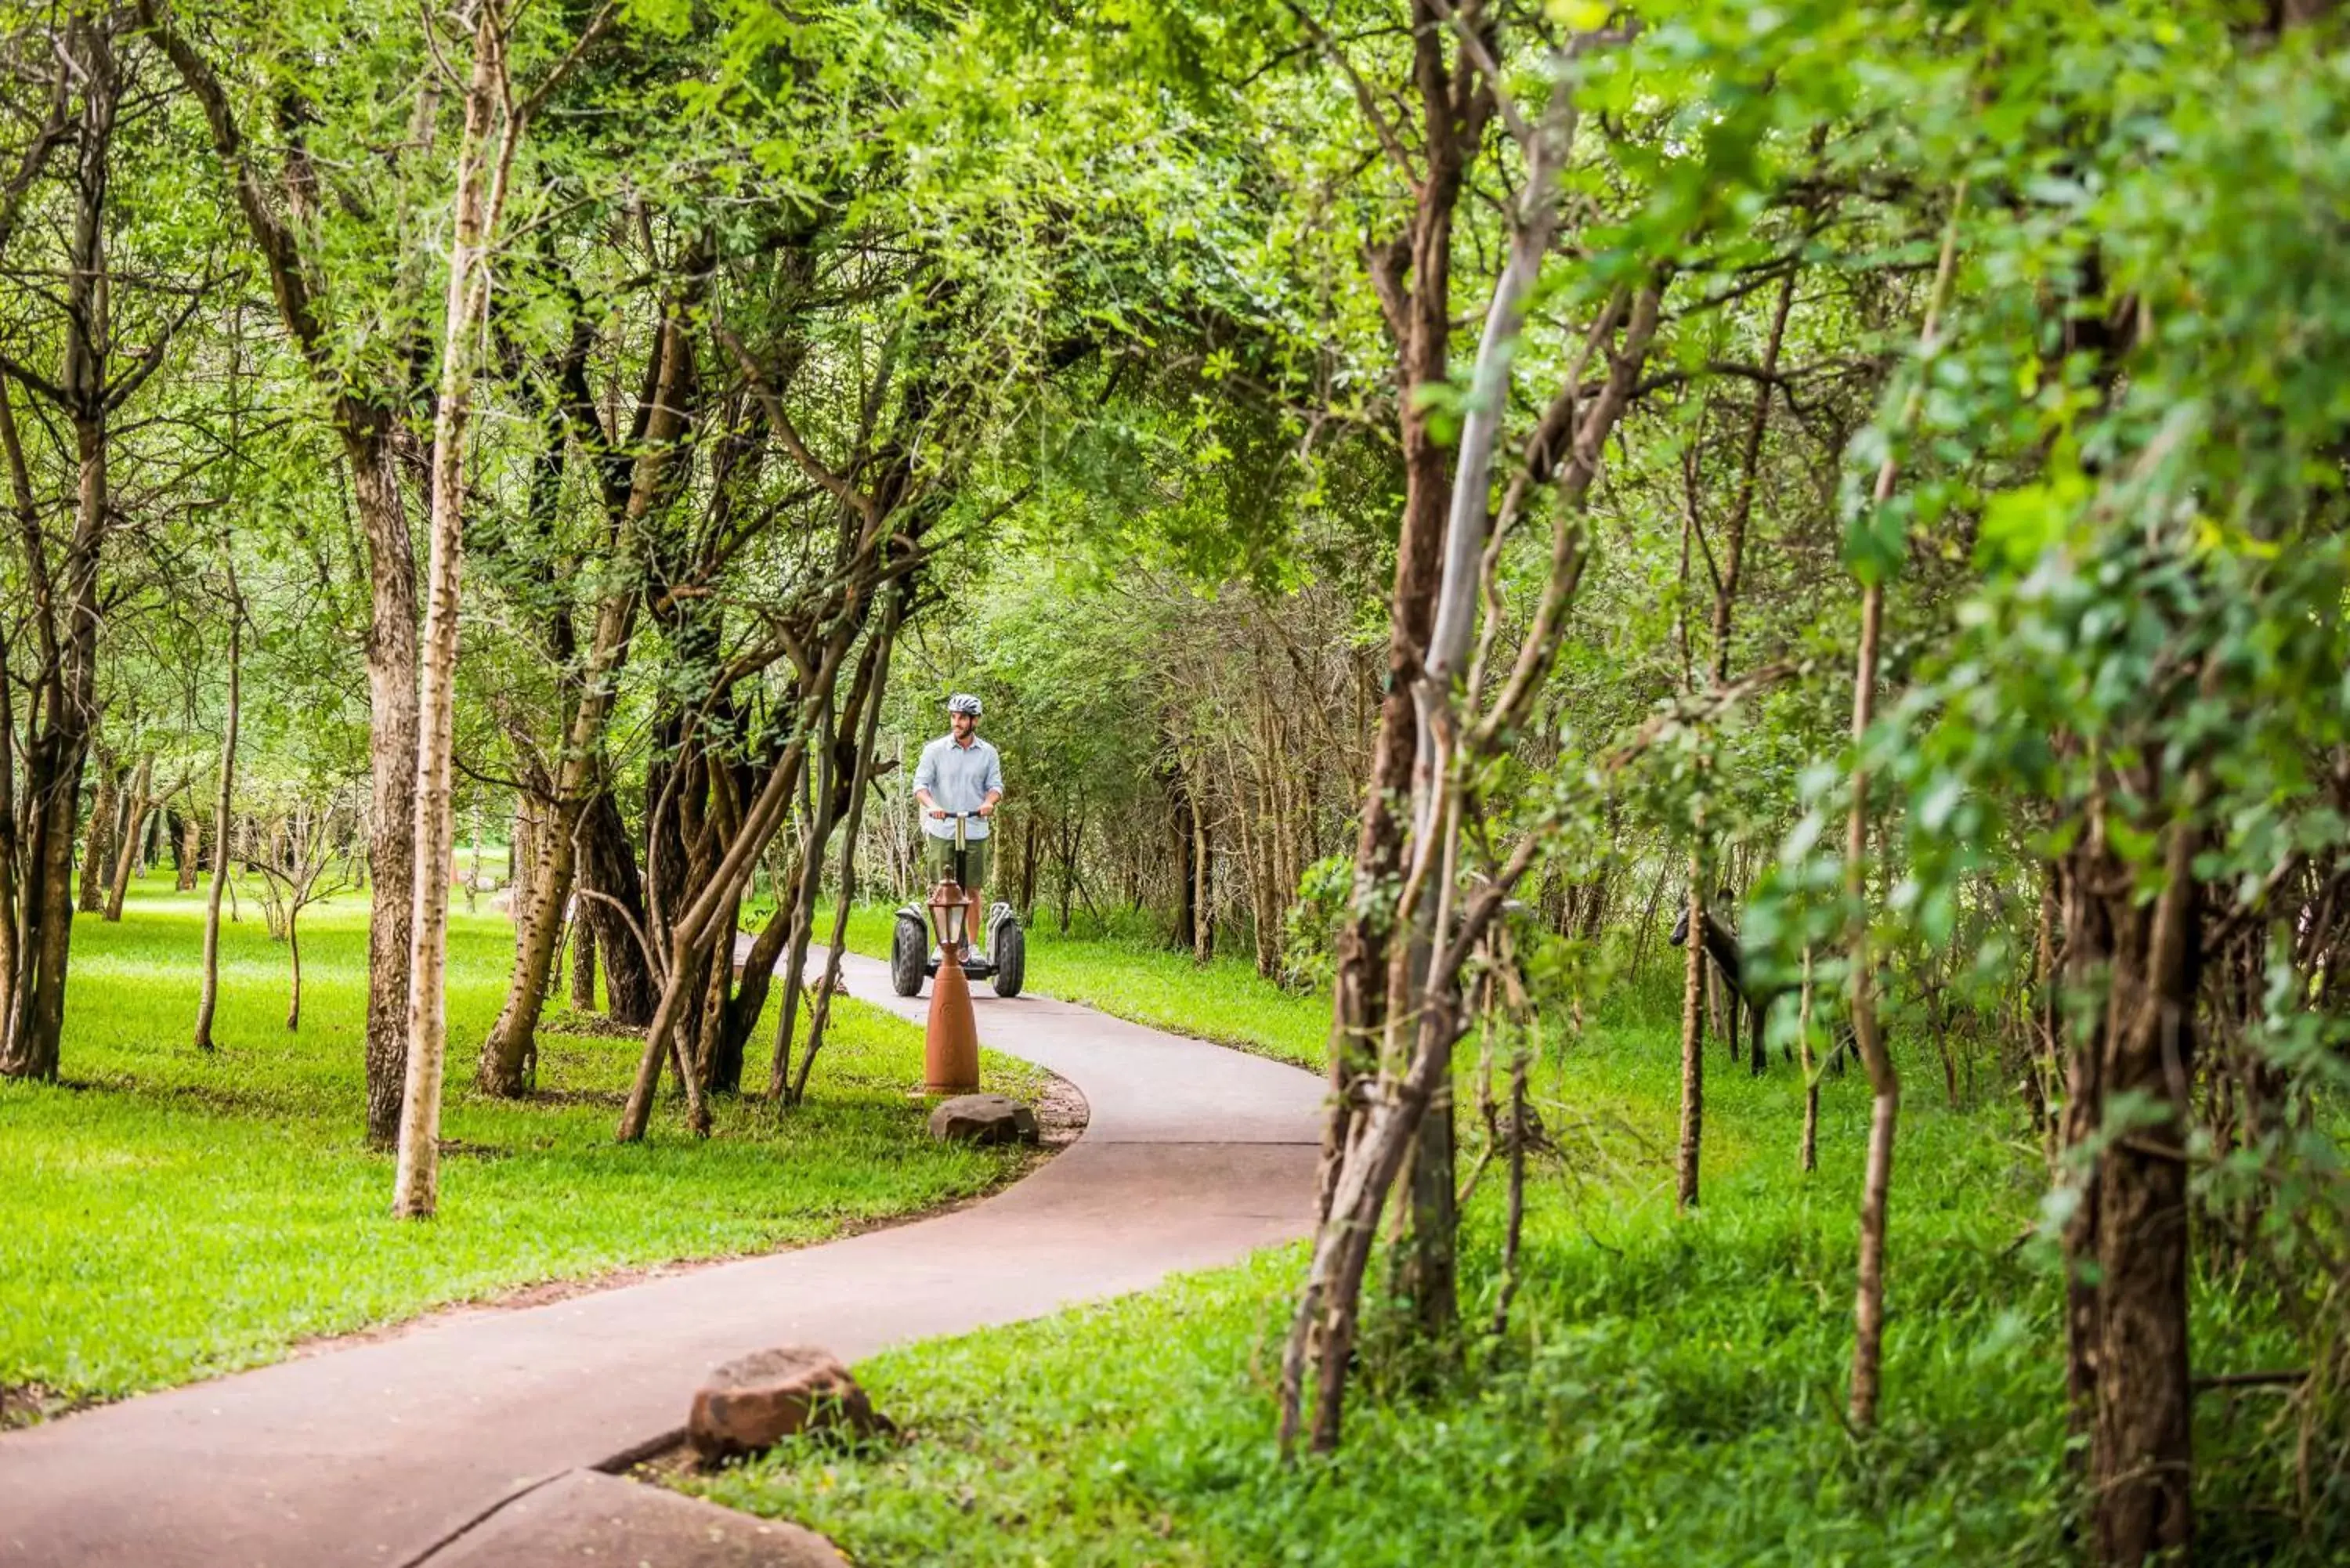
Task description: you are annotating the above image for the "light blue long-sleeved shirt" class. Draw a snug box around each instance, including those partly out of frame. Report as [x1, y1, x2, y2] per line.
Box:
[913, 733, 1003, 839]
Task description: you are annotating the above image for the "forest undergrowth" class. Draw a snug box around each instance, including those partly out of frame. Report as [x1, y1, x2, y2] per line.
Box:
[0, 883, 1043, 1418]
[689, 921, 2334, 1567]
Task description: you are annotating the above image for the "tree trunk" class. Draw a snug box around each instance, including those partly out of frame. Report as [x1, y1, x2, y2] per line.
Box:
[765, 679, 854, 1102]
[478, 799, 575, 1091]
[0, 624, 16, 1035]
[1169, 775, 1196, 952]
[5, 403, 105, 1082]
[285, 915, 303, 1031]
[1844, 573, 1898, 1431]
[78, 760, 117, 914]
[194, 583, 240, 1053]
[2090, 844, 2199, 1566]
[176, 810, 201, 891]
[1283, 82, 1651, 1449]
[1677, 861, 1706, 1210]
[475, 284, 690, 1096]
[578, 789, 654, 1024]
[1798, 947, 1819, 1174]
[1018, 811, 1039, 917]
[1842, 193, 1962, 1430]
[569, 909, 596, 1010]
[103, 755, 152, 920]
[2060, 813, 2200, 1564]
[353, 432, 419, 1150]
[618, 732, 817, 1142]
[1312, 4, 1479, 1328]
[792, 597, 900, 1105]
[139, 2, 425, 1143]
[1191, 801, 1213, 964]
[393, 9, 514, 1219]
[2, 28, 118, 1082]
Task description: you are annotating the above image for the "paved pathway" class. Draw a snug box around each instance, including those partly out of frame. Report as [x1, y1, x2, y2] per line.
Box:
[0, 951, 1325, 1567]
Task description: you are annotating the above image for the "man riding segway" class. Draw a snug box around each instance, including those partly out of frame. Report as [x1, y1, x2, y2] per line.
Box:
[892, 694, 1025, 997]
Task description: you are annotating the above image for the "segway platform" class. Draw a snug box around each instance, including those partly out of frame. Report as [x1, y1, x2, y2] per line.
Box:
[891, 901, 1025, 998]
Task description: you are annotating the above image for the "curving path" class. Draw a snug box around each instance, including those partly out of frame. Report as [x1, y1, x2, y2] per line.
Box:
[0, 951, 1325, 1567]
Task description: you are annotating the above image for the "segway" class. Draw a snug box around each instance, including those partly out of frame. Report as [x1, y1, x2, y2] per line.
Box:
[891, 812, 1025, 998]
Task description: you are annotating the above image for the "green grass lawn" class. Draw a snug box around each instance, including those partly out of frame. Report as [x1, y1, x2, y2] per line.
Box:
[685, 922, 2333, 1566]
[0, 880, 1044, 1418]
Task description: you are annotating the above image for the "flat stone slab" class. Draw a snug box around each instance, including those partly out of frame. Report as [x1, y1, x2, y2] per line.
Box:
[418, 1469, 844, 1567]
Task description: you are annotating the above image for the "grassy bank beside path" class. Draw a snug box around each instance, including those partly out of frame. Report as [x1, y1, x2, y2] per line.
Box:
[824, 902, 1329, 1066]
[689, 917, 2326, 1566]
[0, 883, 1043, 1419]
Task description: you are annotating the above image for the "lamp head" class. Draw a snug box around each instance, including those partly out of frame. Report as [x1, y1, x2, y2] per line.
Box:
[927, 879, 969, 950]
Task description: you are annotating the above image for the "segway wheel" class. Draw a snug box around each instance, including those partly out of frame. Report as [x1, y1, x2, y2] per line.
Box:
[891, 912, 927, 997]
[990, 920, 1025, 998]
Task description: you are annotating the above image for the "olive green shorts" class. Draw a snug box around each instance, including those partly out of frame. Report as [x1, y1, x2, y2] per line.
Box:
[923, 832, 991, 889]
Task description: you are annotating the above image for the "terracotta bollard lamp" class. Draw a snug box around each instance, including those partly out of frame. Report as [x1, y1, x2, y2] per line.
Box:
[922, 875, 980, 1093]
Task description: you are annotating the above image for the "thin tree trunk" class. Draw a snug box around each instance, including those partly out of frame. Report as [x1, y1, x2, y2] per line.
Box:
[1311, 0, 1485, 1273]
[578, 789, 654, 1024]
[1843, 193, 1963, 1429]
[1191, 793, 1213, 964]
[1677, 859, 1706, 1210]
[1843, 576, 1897, 1430]
[176, 810, 201, 891]
[618, 670, 848, 1142]
[194, 575, 240, 1053]
[285, 915, 302, 1031]
[0, 621, 15, 1042]
[393, 9, 515, 1218]
[1491, 1024, 1530, 1336]
[791, 602, 898, 1106]
[103, 755, 152, 920]
[355, 435, 419, 1149]
[569, 907, 596, 1010]
[78, 760, 117, 913]
[764, 690, 841, 1102]
[1798, 946, 1818, 1174]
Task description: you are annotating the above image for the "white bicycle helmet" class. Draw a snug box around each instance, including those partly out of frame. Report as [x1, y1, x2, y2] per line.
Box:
[947, 693, 982, 716]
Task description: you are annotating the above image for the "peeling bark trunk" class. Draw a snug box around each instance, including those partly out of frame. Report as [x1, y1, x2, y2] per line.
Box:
[353, 433, 418, 1149]
[393, 10, 515, 1218]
